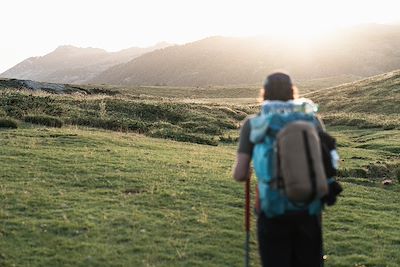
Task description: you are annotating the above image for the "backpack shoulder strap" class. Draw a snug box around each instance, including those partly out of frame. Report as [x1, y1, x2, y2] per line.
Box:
[249, 113, 272, 144]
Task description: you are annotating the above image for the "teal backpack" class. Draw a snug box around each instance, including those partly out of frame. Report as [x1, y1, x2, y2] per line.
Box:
[250, 99, 327, 218]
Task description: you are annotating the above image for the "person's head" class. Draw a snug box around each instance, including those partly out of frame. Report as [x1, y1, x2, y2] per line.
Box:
[260, 71, 298, 101]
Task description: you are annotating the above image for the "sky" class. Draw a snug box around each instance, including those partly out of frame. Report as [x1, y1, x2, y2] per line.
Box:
[0, 0, 399, 73]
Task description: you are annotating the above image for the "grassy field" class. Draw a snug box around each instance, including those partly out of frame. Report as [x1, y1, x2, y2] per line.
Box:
[0, 72, 399, 266]
[0, 71, 396, 148]
[0, 74, 361, 105]
[0, 126, 247, 267]
[0, 124, 399, 267]
[0, 89, 253, 146]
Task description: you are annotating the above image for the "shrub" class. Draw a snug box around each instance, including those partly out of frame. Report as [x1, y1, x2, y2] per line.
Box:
[2, 106, 25, 119]
[393, 167, 400, 183]
[0, 93, 64, 118]
[337, 168, 367, 178]
[0, 90, 246, 145]
[24, 115, 63, 128]
[366, 163, 390, 178]
[219, 135, 239, 143]
[68, 116, 149, 133]
[193, 125, 222, 135]
[69, 117, 118, 131]
[382, 125, 396, 130]
[179, 121, 201, 129]
[178, 121, 223, 135]
[216, 106, 248, 120]
[105, 100, 187, 122]
[0, 118, 18, 129]
[150, 128, 218, 146]
[321, 112, 400, 130]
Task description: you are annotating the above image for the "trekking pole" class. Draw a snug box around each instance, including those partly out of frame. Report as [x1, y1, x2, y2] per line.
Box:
[244, 173, 251, 267]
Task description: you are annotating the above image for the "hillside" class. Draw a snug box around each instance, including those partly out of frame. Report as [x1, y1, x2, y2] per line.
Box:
[309, 70, 400, 114]
[0, 68, 399, 145]
[0, 43, 171, 84]
[307, 70, 400, 129]
[0, 73, 399, 266]
[91, 24, 400, 86]
[0, 85, 252, 146]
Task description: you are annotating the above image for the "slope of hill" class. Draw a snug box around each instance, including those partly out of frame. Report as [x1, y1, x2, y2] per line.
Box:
[1, 68, 398, 142]
[91, 24, 400, 86]
[1, 55, 399, 266]
[0, 42, 171, 84]
[307, 70, 400, 129]
[309, 70, 400, 114]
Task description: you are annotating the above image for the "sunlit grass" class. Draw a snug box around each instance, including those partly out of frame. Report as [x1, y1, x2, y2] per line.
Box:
[0, 125, 399, 266]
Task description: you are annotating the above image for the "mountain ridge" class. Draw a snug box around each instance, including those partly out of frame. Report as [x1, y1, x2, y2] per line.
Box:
[91, 24, 400, 86]
[0, 42, 172, 84]
[3, 24, 400, 87]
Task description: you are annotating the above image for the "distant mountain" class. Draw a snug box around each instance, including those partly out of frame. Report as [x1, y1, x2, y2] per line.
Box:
[91, 24, 400, 86]
[0, 42, 171, 84]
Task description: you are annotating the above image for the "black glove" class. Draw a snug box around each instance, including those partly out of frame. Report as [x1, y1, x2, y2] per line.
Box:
[322, 180, 343, 206]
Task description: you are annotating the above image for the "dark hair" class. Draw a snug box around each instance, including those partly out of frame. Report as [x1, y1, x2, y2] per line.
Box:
[261, 72, 298, 101]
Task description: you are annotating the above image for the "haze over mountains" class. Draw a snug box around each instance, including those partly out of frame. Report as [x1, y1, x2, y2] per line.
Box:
[2, 24, 400, 86]
[0, 42, 171, 84]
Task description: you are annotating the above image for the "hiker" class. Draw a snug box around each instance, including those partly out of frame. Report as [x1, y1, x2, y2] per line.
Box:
[233, 72, 342, 267]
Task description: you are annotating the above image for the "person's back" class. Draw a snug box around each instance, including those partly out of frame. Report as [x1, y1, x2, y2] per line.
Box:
[233, 72, 341, 267]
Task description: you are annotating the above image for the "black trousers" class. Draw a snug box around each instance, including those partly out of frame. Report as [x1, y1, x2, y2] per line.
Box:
[257, 212, 323, 267]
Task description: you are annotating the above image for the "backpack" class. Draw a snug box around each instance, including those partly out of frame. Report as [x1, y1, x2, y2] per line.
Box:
[250, 99, 329, 218]
[277, 120, 328, 203]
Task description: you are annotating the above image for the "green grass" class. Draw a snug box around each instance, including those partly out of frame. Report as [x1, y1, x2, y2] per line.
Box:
[0, 73, 399, 266]
[329, 126, 400, 180]
[307, 70, 400, 115]
[0, 125, 399, 267]
[321, 112, 400, 130]
[0, 126, 249, 266]
[324, 182, 400, 267]
[24, 114, 64, 128]
[0, 74, 362, 105]
[0, 117, 18, 128]
[308, 70, 400, 130]
[0, 90, 251, 145]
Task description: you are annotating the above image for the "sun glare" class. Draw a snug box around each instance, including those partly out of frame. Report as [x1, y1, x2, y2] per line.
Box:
[224, 0, 399, 41]
[0, 0, 399, 73]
